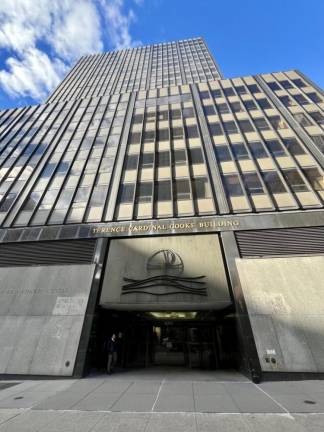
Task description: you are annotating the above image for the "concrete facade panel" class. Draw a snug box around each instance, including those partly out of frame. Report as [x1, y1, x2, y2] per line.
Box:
[236, 256, 324, 372]
[0, 264, 95, 375]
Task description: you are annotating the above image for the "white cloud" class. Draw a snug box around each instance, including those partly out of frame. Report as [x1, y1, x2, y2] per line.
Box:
[100, 0, 141, 50]
[0, 0, 141, 102]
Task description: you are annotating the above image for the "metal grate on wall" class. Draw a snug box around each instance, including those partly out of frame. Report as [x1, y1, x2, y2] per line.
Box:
[235, 226, 324, 258]
[0, 239, 97, 267]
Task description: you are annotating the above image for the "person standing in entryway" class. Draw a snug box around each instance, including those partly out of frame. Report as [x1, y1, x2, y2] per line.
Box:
[107, 333, 117, 374]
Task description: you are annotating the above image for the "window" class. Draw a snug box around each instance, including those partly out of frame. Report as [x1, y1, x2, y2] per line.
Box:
[232, 143, 249, 160]
[145, 111, 156, 123]
[199, 91, 210, 99]
[173, 149, 187, 165]
[155, 180, 172, 201]
[302, 167, 324, 191]
[279, 96, 296, 107]
[254, 117, 270, 131]
[282, 169, 308, 192]
[183, 107, 194, 118]
[0, 193, 16, 212]
[222, 174, 244, 196]
[157, 151, 170, 167]
[158, 110, 168, 121]
[137, 182, 153, 202]
[280, 80, 293, 89]
[265, 140, 286, 157]
[312, 135, 324, 152]
[293, 94, 309, 105]
[309, 112, 324, 126]
[129, 132, 141, 144]
[185, 125, 199, 139]
[204, 105, 216, 115]
[171, 127, 184, 139]
[157, 128, 170, 141]
[215, 145, 232, 162]
[125, 154, 138, 170]
[235, 85, 247, 95]
[143, 130, 155, 142]
[307, 92, 322, 103]
[192, 177, 211, 199]
[282, 138, 305, 155]
[189, 148, 204, 164]
[268, 81, 281, 91]
[238, 119, 254, 133]
[174, 179, 191, 200]
[249, 141, 269, 158]
[243, 100, 257, 111]
[230, 102, 243, 113]
[217, 103, 230, 114]
[262, 172, 286, 193]
[209, 122, 222, 136]
[257, 98, 271, 109]
[223, 87, 235, 97]
[223, 121, 238, 134]
[292, 78, 305, 88]
[141, 153, 154, 168]
[171, 109, 181, 119]
[268, 116, 288, 130]
[247, 84, 260, 94]
[242, 172, 264, 194]
[211, 89, 222, 98]
[293, 113, 312, 127]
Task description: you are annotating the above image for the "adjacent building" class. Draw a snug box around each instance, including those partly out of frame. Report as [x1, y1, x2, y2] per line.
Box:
[0, 37, 323, 380]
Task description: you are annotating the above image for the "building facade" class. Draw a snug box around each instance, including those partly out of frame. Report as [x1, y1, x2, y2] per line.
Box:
[0, 37, 324, 380]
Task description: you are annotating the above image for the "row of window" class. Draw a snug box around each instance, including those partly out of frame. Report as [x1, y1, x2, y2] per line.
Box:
[118, 177, 211, 204]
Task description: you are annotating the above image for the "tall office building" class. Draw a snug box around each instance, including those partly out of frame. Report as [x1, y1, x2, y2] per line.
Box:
[0, 37, 323, 380]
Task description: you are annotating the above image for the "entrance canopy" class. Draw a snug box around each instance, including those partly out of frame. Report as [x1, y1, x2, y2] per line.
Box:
[100, 234, 231, 311]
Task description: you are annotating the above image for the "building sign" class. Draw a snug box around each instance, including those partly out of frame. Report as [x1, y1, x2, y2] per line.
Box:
[92, 217, 240, 237]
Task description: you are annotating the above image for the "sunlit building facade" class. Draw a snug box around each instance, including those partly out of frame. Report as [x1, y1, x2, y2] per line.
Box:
[0, 38, 323, 380]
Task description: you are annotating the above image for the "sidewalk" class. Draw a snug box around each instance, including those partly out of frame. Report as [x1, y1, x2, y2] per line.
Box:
[0, 367, 323, 431]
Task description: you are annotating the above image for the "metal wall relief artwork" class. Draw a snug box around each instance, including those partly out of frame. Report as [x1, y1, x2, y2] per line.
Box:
[122, 249, 207, 296]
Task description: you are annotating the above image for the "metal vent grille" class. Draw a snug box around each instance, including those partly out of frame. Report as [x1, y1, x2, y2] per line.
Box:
[235, 227, 324, 258]
[0, 239, 97, 267]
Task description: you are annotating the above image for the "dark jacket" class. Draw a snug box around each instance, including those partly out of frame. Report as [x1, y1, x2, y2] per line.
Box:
[107, 338, 117, 354]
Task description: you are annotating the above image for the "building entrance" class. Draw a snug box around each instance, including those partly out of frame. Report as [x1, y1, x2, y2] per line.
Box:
[87, 308, 238, 373]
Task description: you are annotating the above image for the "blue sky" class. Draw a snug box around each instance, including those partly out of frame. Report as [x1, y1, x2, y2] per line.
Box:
[0, 0, 323, 109]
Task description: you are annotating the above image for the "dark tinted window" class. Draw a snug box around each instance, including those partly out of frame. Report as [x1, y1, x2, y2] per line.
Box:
[238, 119, 254, 133]
[211, 89, 222, 98]
[223, 121, 238, 134]
[222, 174, 244, 196]
[143, 130, 155, 142]
[302, 167, 324, 191]
[292, 78, 305, 87]
[141, 153, 154, 168]
[249, 141, 268, 158]
[204, 105, 216, 115]
[307, 92, 322, 103]
[155, 180, 172, 201]
[268, 81, 281, 91]
[185, 125, 199, 139]
[217, 103, 230, 114]
[293, 94, 308, 105]
[192, 177, 211, 199]
[282, 169, 308, 192]
[173, 149, 187, 165]
[171, 127, 183, 139]
[282, 138, 305, 155]
[230, 102, 243, 112]
[235, 85, 247, 95]
[157, 151, 170, 167]
[119, 184, 134, 203]
[125, 154, 138, 170]
[209, 122, 222, 136]
[257, 99, 271, 109]
[247, 84, 260, 93]
[232, 143, 249, 160]
[183, 107, 194, 118]
[265, 140, 286, 157]
[174, 179, 191, 200]
[254, 117, 270, 131]
[137, 182, 153, 202]
[242, 173, 264, 194]
[200, 91, 210, 99]
[223, 88, 235, 97]
[215, 145, 232, 162]
[189, 148, 204, 164]
[262, 172, 286, 193]
[157, 128, 169, 141]
[293, 113, 312, 127]
[243, 100, 257, 111]
[280, 80, 293, 89]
